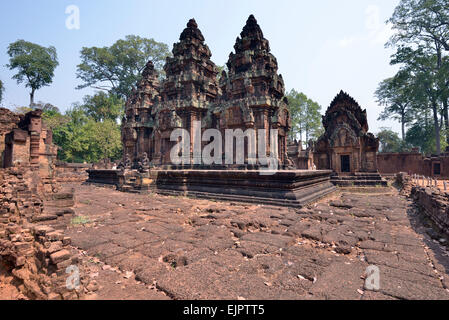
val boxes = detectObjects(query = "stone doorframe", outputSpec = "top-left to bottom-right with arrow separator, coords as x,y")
432,161 -> 442,177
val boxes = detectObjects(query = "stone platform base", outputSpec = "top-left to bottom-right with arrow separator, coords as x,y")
87,169 -> 336,208
331,172 -> 388,187
86,169 -> 120,185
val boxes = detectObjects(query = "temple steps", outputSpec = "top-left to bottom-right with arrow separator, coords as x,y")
331,172 -> 388,187
153,182 -> 336,209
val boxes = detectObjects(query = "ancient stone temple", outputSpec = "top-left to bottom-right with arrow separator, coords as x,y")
122,60 -> 160,165
210,14 -> 291,167
1,108 -> 57,178
288,139 -> 314,170
154,18 -> 220,165
121,19 -> 220,167
313,91 -> 386,186
89,15 -> 336,207
120,16 -> 290,169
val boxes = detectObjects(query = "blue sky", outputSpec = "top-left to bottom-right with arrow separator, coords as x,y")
0,0 -> 401,134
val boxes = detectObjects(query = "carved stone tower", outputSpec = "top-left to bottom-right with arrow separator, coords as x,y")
314,90 -> 380,174
211,15 -> 291,167
152,18 -> 220,165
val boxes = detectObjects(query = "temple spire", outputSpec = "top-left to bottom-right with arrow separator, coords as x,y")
179,18 -> 205,42
240,14 -> 264,39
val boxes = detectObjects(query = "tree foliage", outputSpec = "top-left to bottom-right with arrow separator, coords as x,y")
81,91 -> 124,122
52,106 -> 122,163
377,0 -> 449,155
76,35 -> 170,98
377,128 -> 406,153
6,40 -> 59,106
286,89 -> 323,144
389,46 -> 449,154
375,70 -> 415,140
388,0 -> 449,51
405,122 -> 448,155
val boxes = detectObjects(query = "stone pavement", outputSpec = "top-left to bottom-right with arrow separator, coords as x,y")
56,184 -> 449,300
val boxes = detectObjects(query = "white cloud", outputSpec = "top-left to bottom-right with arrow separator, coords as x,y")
365,5 -> 381,31
338,36 -> 357,48
365,5 -> 393,45
337,5 -> 393,49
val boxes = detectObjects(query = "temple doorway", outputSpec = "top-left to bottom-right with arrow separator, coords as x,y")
340,155 -> 350,173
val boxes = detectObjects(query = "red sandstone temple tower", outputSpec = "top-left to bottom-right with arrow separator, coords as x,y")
121,15 -> 291,169
122,61 -> 160,163
313,91 -> 386,186
211,15 -> 291,167
314,91 -> 379,174
152,19 -> 220,165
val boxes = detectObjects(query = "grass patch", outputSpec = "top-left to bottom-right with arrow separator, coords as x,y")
71,215 -> 90,226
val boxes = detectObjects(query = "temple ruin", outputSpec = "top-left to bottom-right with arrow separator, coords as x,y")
1,108 -> 58,186
121,15 -> 291,169
0,108 -> 98,299
88,15 -> 336,207
313,91 -> 386,186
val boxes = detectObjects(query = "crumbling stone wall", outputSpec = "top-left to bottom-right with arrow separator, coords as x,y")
54,162 -> 91,183
288,140 -> 314,170
0,108 -> 93,299
411,185 -> 449,237
0,108 -> 21,168
0,167 -> 86,299
395,172 -> 413,197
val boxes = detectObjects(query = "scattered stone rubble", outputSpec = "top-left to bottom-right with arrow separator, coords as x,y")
0,166 -> 84,299
0,108 -> 98,300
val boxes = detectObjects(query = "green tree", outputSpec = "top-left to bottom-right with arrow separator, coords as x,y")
388,46 -> 448,154
388,0 -> 449,150
377,128 -> 407,153
52,106 -> 89,163
6,40 -> 59,106
37,104 -> 70,131
388,0 -> 449,52
76,35 -> 170,98
405,122 -> 448,155
53,106 -> 122,163
83,119 -> 122,162
375,70 -> 415,140
286,89 -> 323,144
81,92 -> 124,122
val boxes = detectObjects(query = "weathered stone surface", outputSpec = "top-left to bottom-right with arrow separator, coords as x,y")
412,185 -> 449,236
56,183 -> 449,300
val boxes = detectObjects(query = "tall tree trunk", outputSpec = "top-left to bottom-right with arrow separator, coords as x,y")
401,111 -> 405,141
444,99 -> 449,145
432,101 -> 441,155
29,88 -> 35,106
305,125 -> 309,144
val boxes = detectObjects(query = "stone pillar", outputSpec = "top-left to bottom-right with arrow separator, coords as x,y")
28,113 -> 42,166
